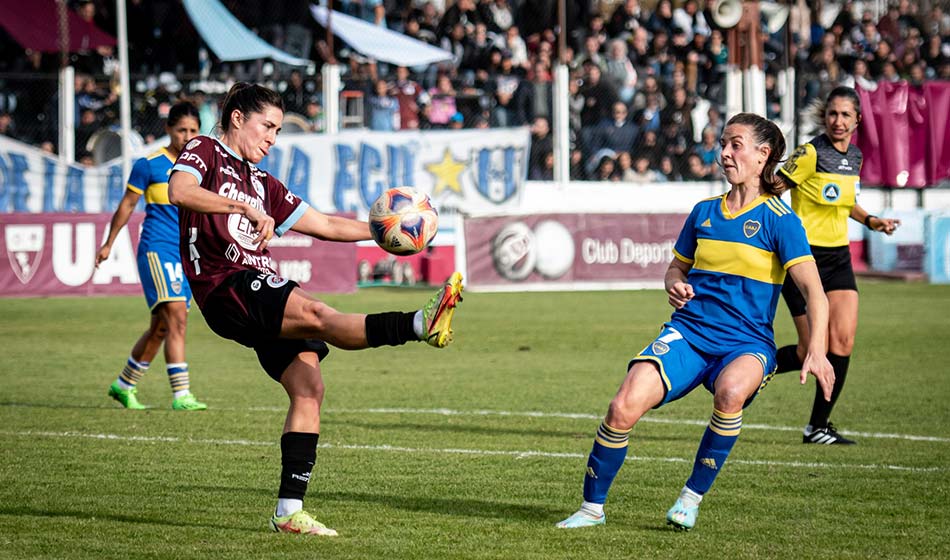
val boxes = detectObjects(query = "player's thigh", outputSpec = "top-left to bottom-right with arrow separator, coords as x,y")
280,288 -> 338,338
627,326 -> 709,407
712,354 -> 767,412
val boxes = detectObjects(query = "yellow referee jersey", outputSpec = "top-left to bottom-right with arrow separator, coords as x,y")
778,134 -> 863,247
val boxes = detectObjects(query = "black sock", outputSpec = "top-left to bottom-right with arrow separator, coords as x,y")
775,345 -> 803,373
809,353 -> 850,428
278,432 -> 319,500
365,311 -> 417,347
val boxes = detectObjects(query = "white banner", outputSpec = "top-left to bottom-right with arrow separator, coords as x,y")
0,129 -> 530,230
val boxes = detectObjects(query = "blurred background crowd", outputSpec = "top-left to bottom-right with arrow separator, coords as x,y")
0,0 -> 948,181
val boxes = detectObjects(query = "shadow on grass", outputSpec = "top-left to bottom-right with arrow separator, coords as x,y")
0,506 -> 258,532
0,401 -> 113,411
318,490 -> 564,522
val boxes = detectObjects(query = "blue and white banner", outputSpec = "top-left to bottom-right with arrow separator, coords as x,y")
0,128 -> 530,231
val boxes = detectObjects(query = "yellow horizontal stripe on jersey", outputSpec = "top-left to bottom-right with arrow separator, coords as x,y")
783,254 -> 815,270
693,239 -> 787,285
145,182 -> 170,205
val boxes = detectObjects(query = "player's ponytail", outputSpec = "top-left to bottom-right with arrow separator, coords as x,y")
725,113 -> 786,195
219,82 -> 284,133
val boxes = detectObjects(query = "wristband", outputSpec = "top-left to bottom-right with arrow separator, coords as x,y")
864,215 -> 876,229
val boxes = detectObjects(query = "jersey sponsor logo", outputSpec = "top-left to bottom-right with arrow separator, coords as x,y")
743,220 -> 761,238
227,214 -> 262,251
285,192 -> 297,204
179,152 -> 207,172
225,243 -> 240,262
4,224 -> 45,284
250,279 -> 262,291
218,182 -> 264,211
220,165 -> 242,181
266,274 -> 289,288
822,183 -> 841,202
838,157 -> 854,171
651,341 -> 670,355
185,139 -> 201,150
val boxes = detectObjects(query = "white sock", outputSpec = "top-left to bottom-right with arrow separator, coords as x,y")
173,389 -> 190,400
275,498 -> 303,517
679,486 -> 703,507
412,310 -> 424,339
579,501 -> 604,517
116,379 -> 135,390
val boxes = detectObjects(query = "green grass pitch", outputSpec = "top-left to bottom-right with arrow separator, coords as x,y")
1,280 -> 949,559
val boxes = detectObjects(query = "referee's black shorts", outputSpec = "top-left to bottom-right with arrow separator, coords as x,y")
781,245 -> 858,317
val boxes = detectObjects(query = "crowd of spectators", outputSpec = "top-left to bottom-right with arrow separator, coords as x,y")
0,0 -> 948,181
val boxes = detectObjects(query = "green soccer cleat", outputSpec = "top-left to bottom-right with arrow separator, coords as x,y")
270,510 -> 338,536
171,393 -> 207,411
108,381 -> 146,410
666,498 -> 699,531
422,271 -> 464,348
556,510 -> 606,529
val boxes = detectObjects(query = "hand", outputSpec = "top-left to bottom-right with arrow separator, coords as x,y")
245,207 -> 276,250
667,281 -> 694,309
800,352 -> 835,401
95,245 -> 111,268
873,216 -> 901,235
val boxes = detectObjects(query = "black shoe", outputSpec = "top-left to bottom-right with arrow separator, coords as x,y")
803,422 -> 857,445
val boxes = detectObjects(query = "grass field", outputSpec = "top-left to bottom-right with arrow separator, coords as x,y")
1,280 -> 949,559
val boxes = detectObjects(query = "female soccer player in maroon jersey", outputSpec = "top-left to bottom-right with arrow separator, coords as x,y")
168,83 -> 463,536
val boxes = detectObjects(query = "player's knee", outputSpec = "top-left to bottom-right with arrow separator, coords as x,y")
147,325 -> 168,343
828,331 -> 854,355
605,397 -> 640,430
712,386 -> 747,413
303,300 -> 335,334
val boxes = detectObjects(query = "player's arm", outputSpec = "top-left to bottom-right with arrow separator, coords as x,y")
786,260 -> 834,400
290,207 -> 372,243
849,204 -> 900,235
664,257 -> 694,309
96,189 -> 142,267
167,170 -> 275,248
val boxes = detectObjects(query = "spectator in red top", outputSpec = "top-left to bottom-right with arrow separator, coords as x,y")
389,66 -> 428,130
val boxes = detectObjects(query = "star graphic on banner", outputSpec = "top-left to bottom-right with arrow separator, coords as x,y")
425,148 -> 466,196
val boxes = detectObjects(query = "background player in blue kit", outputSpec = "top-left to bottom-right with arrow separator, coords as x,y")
96,102 -> 208,411
557,113 -> 835,531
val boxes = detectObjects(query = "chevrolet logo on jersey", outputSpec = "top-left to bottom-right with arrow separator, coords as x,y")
743,220 -> 761,238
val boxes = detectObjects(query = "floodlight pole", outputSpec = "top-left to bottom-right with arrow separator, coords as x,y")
117,0 -> 132,183
552,0 -> 570,185
323,0 -> 341,134
56,0 -> 75,163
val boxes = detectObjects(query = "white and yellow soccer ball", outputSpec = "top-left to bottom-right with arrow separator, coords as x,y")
368,187 -> 439,256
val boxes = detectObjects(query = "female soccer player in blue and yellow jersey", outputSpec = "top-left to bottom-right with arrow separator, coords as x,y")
96,102 -> 208,411
775,87 -> 900,445
557,113 -> 835,532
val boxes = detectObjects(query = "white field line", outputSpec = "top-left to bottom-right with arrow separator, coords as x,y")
0,429 -> 943,473
239,406 -> 950,444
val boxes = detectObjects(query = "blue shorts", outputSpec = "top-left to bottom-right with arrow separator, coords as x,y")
629,326 -> 777,408
137,245 -> 191,311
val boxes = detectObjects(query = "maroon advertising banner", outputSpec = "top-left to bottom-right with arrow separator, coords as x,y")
464,213 -> 687,290
856,82 -> 950,188
0,213 -> 356,298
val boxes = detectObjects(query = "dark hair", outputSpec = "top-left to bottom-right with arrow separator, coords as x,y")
219,82 -> 284,133
166,101 -> 200,128
826,85 -> 861,116
724,112 -> 786,195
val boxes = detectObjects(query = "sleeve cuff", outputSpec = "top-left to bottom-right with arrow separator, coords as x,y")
276,201 -> 310,237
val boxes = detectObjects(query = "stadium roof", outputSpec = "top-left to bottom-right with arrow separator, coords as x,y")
0,0 -> 116,53
182,0 -> 310,66
310,5 -> 453,67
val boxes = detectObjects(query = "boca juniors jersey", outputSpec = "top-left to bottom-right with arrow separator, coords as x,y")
127,149 -> 179,251
669,194 -> 814,354
171,135 -> 309,306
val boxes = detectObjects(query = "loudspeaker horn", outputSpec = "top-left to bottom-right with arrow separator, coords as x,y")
761,1 -> 790,34
711,0 -> 743,29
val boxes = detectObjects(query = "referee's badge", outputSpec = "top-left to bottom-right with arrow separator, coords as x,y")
651,341 -> 670,355
743,220 -> 761,238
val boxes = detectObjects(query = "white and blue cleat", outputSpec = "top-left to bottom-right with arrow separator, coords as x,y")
556,510 -> 606,529
666,498 -> 699,531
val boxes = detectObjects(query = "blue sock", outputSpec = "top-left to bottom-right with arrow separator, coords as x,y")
685,409 -> 742,495
582,421 -> 631,504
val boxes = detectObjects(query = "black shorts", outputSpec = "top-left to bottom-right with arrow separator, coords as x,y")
781,245 -> 858,317
201,270 -> 330,381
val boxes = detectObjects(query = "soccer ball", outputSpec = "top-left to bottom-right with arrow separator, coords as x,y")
369,187 -> 439,256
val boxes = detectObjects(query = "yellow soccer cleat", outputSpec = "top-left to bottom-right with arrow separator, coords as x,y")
422,272 -> 464,348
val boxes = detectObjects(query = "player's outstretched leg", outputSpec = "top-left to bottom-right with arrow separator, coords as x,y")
270,510 -> 338,536
422,272 -> 464,348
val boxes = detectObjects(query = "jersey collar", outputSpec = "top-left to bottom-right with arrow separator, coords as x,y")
719,193 -> 773,219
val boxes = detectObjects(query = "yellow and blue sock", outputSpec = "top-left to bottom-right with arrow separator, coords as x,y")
166,362 -> 191,399
685,409 -> 742,495
582,421 -> 632,505
116,357 -> 149,390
